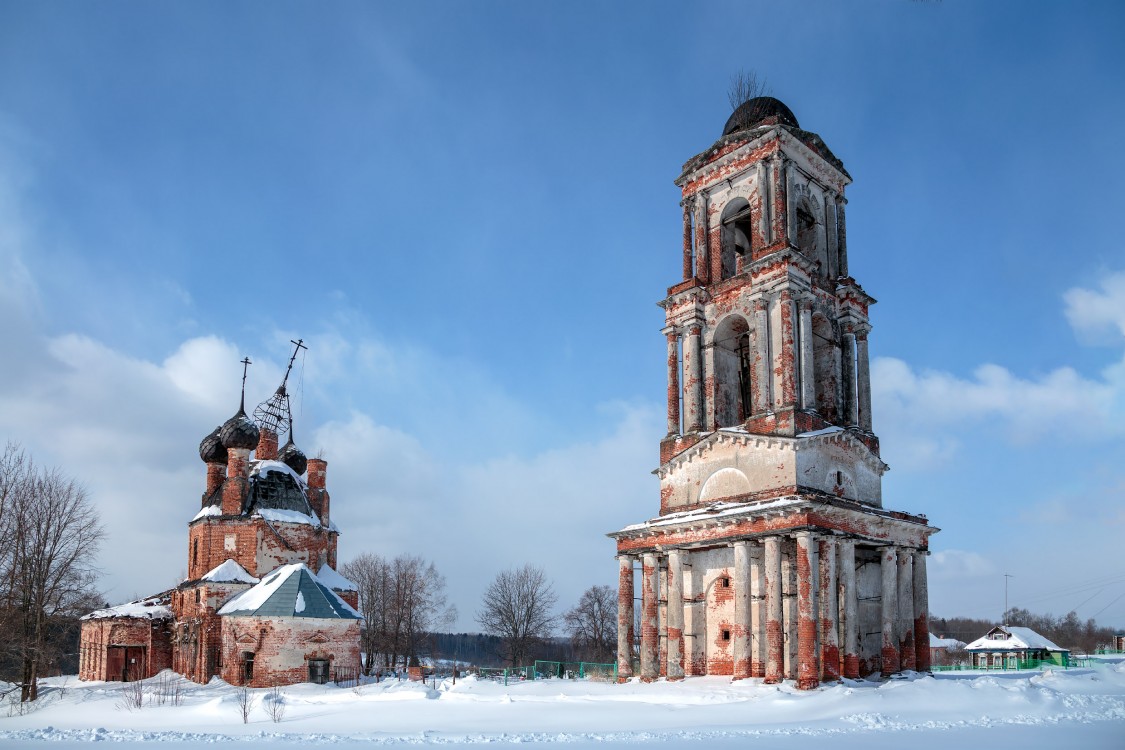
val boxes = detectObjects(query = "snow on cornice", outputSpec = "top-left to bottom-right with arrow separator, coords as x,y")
655,427 -> 888,478
610,496 -> 807,538
82,593 -> 172,621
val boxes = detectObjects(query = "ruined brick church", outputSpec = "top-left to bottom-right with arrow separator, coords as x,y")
79,351 -> 362,686
609,98 -> 938,688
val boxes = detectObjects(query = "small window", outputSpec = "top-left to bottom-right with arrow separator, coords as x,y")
194,589 -> 200,603
721,577 -> 731,588
722,630 -> 731,641
242,652 -> 255,684
836,471 -> 844,485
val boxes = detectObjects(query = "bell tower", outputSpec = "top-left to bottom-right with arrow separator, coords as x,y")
663,96 -> 876,466
610,97 -> 936,688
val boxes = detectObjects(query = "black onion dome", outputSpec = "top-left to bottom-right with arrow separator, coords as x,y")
722,96 -> 799,136
278,438 -> 308,476
219,409 -> 260,450
199,426 -> 227,464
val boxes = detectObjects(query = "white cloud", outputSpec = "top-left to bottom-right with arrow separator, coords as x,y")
1064,271 -> 1125,343
929,549 -> 997,580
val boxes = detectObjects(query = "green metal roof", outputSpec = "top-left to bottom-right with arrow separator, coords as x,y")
217,563 -> 361,620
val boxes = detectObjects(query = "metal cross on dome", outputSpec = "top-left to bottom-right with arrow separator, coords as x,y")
252,338 -> 307,436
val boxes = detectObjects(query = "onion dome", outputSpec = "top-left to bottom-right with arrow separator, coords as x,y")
198,426 -> 228,464
219,408 -> 260,450
722,96 -> 799,137
278,436 -> 308,476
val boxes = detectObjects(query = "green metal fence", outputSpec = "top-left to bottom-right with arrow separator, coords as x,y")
533,661 -> 618,682
932,657 -> 1079,672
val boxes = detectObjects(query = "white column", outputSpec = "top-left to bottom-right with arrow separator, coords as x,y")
617,555 -> 635,679
881,546 -> 899,675
684,324 -> 703,432
898,549 -> 915,671
856,329 -> 872,431
666,550 -> 685,680
839,540 -> 859,678
733,541 -> 752,680
641,553 -> 659,680
752,299 -> 771,413
820,537 -> 839,681
913,551 -> 931,672
764,536 -> 783,683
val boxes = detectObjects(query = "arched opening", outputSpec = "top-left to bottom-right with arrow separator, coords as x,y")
812,314 -> 840,422
719,198 -> 753,280
712,315 -> 753,428
795,196 -> 827,275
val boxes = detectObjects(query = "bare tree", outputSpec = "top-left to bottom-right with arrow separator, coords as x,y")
727,69 -> 769,111
236,686 -> 256,723
476,565 -> 557,667
563,585 -> 617,663
0,444 -> 104,701
341,553 -> 456,673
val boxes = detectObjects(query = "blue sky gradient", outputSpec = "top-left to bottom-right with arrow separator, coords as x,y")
1,0 -> 1123,631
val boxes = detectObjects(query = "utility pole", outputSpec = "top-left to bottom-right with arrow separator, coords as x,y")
1004,574 -> 1014,624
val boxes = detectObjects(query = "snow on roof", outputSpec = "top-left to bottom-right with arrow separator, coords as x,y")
251,459 -> 307,488
191,504 -> 222,522
256,507 -> 323,527
200,558 -> 259,585
965,625 -> 1068,652
316,563 -> 358,591
930,633 -> 966,649
796,426 -> 845,438
615,496 -> 804,534
218,562 -> 361,620
82,593 -> 172,621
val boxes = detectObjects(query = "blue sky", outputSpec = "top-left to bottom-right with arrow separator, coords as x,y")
1,0 -> 1124,633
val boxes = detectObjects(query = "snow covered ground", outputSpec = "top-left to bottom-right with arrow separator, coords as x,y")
2,659 -> 1124,748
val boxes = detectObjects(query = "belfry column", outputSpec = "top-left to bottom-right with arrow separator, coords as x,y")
694,195 -> 710,284
664,327 -> 680,435
681,198 -> 694,280
775,291 -> 799,411
839,539 -> 859,678
820,537 -> 840,681
617,555 -> 635,679
732,541 -> 752,680
855,328 -> 873,431
842,331 -> 859,426
756,160 -> 770,249
835,195 -> 849,277
898,550 -> 916,671
799,298 -> 815,411
795,532 -> 820,690
881,546 -> 900,676
683,324 -> 703,432
666,549 -> 685,680
824,190 -> 839,277
752,299 -> 771,414
640,553 -> 659,681
770,152 -> 789,245
764,536 -> 784,683
913,551 -> 932,673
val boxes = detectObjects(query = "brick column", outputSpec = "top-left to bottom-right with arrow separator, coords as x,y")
751,541 -> 766,677
881,546 -> 900,676
820,537 -> 840,681
221,447 -> 251,515
855,329 -> 872,432
732,541 -> 752,680
205,462 -> 226,500
898,549 -> 915,671
839,539 -> 859,678
764,536 -> 784,683
682,198 -> 694,280
835,196 -> 848,277
640,553 -> 659,681
795,532 -> 820,690
798,299 -> 815,411
255,428 -> 278,461
664,327 -> 680,436
683,324 -> 703,432
756,160 -> 770,251
666,550 -> 685,680
617,555 -> 635,679
752,299 -> 770,414
842,331 -> 858,426
770,152 -> 788,245
775,291 -> 798,411
694,195 -> 710,285
913,551 -> 931,672
824,190 -> 839,278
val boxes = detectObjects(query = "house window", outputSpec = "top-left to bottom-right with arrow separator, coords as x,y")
722,630 -> 731,642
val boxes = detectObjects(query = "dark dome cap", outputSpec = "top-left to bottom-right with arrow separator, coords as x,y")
723,96 -> 799,136
219,409 -> 260,450
278,438 -> 308,476
199,426 -> 228,464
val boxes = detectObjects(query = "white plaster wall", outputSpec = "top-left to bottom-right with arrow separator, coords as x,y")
662,440 -> 795,510
795,439 -> 883,505
682,547 -> 734,675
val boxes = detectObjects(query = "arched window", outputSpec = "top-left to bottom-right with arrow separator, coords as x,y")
719,198 -> 753,280
712,316 -> 753,427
